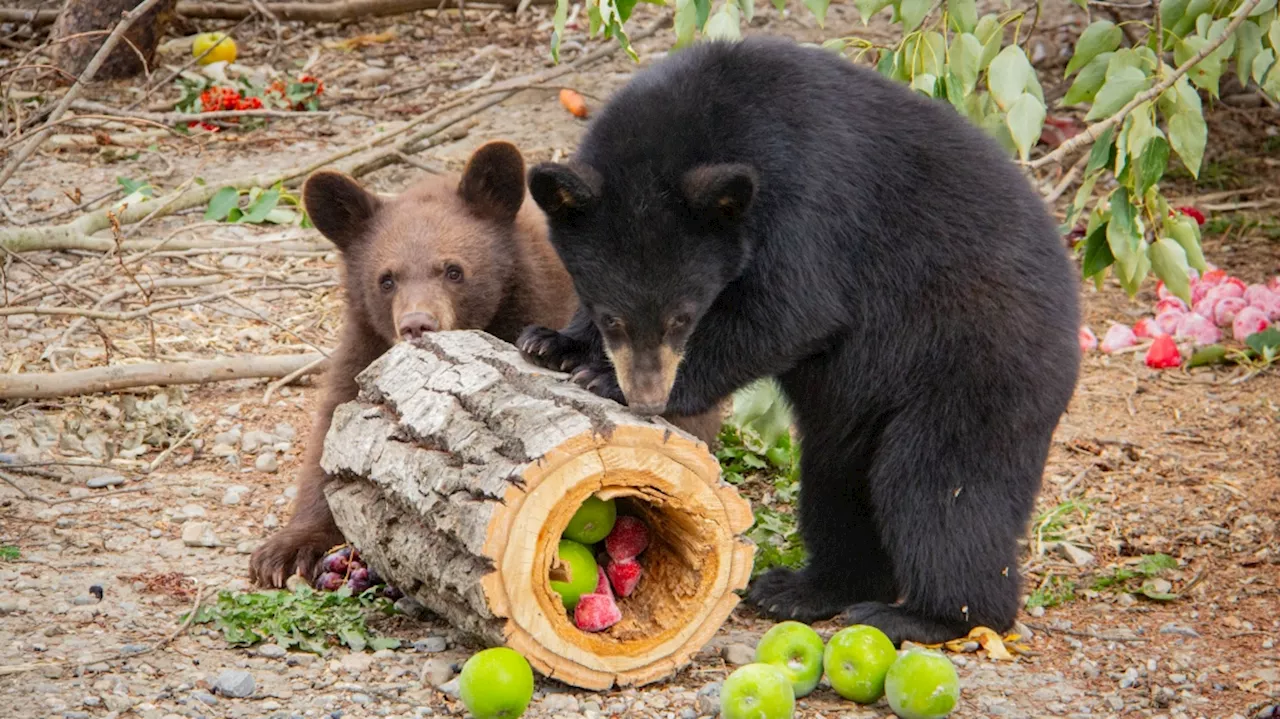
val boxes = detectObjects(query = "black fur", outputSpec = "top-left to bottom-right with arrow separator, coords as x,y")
519,36 -> 1081,644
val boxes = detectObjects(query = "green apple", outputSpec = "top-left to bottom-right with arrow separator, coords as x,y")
562,495 -> 617,545
753,621 -> 824,697
720,663 -> 795,719
458,647 -> 535,719
822,624 -> 898,703
549,539 -> 598,611
884,649 -> 961,719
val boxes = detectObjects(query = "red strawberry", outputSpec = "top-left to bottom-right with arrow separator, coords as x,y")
573,592 -> 622,632
605,516 -> 649,562
1145,335 -> 1182,369
1175,206 -> 1206,225
606,557 -> 643,598
594,565 -> 613,598
1133,317 -> 1165,339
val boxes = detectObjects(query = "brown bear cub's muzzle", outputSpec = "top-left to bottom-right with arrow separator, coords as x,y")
611,344 -> 684,416
396,311 -> 440,341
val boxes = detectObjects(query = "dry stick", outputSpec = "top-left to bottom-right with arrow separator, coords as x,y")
0,0 -> 170,193
71,99 -> 340,124
0,281 -> 334,320
261,353 -> 327,404
1029,0 -> 1264,170
0,18 -> 657,255
0,352 -> 329,400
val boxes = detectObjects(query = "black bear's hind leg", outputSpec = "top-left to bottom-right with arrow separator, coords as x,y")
747,435 -> 896,621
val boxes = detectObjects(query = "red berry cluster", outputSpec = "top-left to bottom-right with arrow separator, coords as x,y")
188,87 -> 264,132
266,74 -> 325,110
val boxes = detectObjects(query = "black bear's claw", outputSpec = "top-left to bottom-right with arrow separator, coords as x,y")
569,362 -> 626,404
747,567 -> 853,623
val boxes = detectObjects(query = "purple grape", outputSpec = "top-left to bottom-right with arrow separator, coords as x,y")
321,546 -> 354,574
365,566 -> 382,585
346,567 -> 372,594
315,572 -> 344,591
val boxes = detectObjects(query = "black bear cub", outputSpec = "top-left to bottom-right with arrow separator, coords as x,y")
518,37 -> 1081,644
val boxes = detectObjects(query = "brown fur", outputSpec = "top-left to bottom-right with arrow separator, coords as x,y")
249,141 -> 723,588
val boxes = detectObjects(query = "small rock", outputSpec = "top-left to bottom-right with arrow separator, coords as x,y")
1106,695 -> 1124,711
82,696 -> 101,707
181,522 -> 219,547
1159,623 -> 1200,638
274,423 -> 297,441
1028,605 -> 1046,617
413,637 -> 447,653
353,67 -> 395,87
62,712 -> 90,719
696,682 -> 721,716
340,653 -> 375,676
258,644 -> 287,659
235,540 -> 260,554
223,403 -> 242,418
87,474 -> 126,489
0,599 -> 19,614
263,513 -> 280,529
1150,578 -> 1173,594
191,690 -> 218,706
1153,686 -> 1177,707
541,694 -> 579,713
222,485 -> 251,505
255,453 -> 279,473
1117,592 -> 1138,607
149,529 -> 162,538
420,658 -> 455,687
212,669 -> 255,698
722,643 -> 754,666
213,428 -> 241,446
181,504 -> 206,519
103,695 -> 135,712
71,595 -> 98,606
350,693 -> 372,705
1057,542 -> 1095,566
679,710 -> 695,719
394,596 -> 430,619
437,677 -> 460,699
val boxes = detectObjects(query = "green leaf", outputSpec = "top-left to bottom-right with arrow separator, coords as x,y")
1150,237 -> 1193,305
1081,222 -> 1115,278
1174,35 -> 1225,97
1245,327 -> 1280,354
1253,48 -> 1275,85
1063,51 -> 1113,105
987,45 -> 1032,110
911,72 -> 939,96
1118,240 -> 1152,296
705,1 -> 742,40
239,188 -> 280,224
618,0 -> 640,22
1170,0 -> 1211,37
1124,102 -> 1159,160
975,14 -> 1003,68
1159,0 -> 1191,43
674,0 -> 698,47
1168,110 -> 1207,177
1133,135 -> 1170,197
1107,188 -> 1141,282
950,33 -> 984,94
1005,93 -> 1046,162
1085,126 -> 1117,176
804,0 -> 831,26
947,0 -> 977,33
263,208 -> 298,225
1188,344 -> 1228,367
943,70 -> 967,108
695,0 -> 712,26
854,0 -> 894,23
899,0 -> 931,31
550,0 -> 568,61
1139,582 -> 1179,602
1065,21 -> 1124,77
1166,215 -> 1207,272
1249,0 -> 1277,15
1086,66 -> 1148,121
1235,20 -> 1264,89
1064,170 -> 1101,230
920,31 -> 947,77
205,187 -> 241,222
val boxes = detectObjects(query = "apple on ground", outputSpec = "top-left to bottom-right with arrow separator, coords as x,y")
753,621 -> 824,697
822,624 -> 898,704
720,663 -> 796,719
458,647 -> 535,719
884,649 -> 961,719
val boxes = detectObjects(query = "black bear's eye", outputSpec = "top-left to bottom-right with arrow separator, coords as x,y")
601,315 -> 623,330
379,273 -> 395,292
444,264 -> 464,283
668,313 -> 692,331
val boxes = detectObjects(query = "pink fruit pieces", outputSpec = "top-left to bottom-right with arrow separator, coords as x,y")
1079,326 -> 1098,353
1174,313 -> 1220,346
606,557 -> 643,598
605,516 -> 650,562
1145,335 -> 1182,369
1155,309 -> 1186,336
1232,306 -> 1271,341
574,593 -> 622,632
1133,317 -> 1165,339
1099,324 -> 1137,353
1212,297 -> 1247,327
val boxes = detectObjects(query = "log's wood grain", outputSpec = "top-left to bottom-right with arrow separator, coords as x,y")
323,330 -> 754,690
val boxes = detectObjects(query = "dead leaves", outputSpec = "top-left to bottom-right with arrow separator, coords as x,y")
325,31 -> 398,51
917,626 -> 1032,662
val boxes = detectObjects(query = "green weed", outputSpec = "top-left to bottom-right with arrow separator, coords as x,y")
191,586 -> 401,654
0,546 -> 19,561
1026,575 -> 1076,609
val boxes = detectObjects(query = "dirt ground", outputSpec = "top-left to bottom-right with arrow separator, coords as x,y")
0,2 -> 1277,718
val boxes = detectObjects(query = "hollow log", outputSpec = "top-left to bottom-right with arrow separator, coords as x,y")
49,0 -> 178,80
322,331 -> 755,690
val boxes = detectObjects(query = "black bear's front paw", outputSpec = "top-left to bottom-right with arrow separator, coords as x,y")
746,567 -> 853,623
517,325 -> 590,372
569,360 -> 626,405
839,602 -> 969,646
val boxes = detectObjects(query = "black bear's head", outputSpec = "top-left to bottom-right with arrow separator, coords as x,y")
528,160 -> 759,414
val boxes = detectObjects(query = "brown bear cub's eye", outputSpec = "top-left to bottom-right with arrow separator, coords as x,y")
445,265 -> 464,283
379,273 -> 395,292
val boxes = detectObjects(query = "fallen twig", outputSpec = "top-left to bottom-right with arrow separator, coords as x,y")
70,99 -> 340,125
262,353 -> 327,404
0,352 -> 330,400
0,0 -> 170,192
1030,0 -> 1264,170
1023,622 -> 1150,642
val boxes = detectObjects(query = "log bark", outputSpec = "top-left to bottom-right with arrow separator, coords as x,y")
0,353 -> 328,400
50,0 -> 178,80
322,331 -> 755,690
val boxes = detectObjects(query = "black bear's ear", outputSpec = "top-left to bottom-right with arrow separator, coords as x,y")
458,140 -> 526,224
302,170 -> 381,252
681,163 -> 758,225
528,161 -> 601,222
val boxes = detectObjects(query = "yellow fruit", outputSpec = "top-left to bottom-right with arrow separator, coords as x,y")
192,33 -> 237,65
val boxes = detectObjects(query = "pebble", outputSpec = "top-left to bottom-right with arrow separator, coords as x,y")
181,522 -> 219,547
413,637 -> 447,653
437,678 -> 460,699
350,693 -> 373,705
695,682 -> 721,715
191,691 -> 218,706
275,423 -> 298,441
1057,542 -> 1095,566
1106,695 -> 1124,711
82,696 -> 100,707
256,453 -> 280,473
264,513 -> 280,529
222,485 -> 251,505
419,658 -> 455,686
87,474 -> 126,489
213,669 -> 255,698
1159,623 -> 1200,638
722,643 -> 755,666
0,599 -> 19,614
1028,605 -> 1046,617
354,67 -> 396,87
394,596 -> 430,619
258,644 -> 287,658
541,694 -> 579,713
71,595 -> 98,606
149,529 -> 162,538
62,712 -> 89,719
340,653 -> 375,675
181,504 -> 206,519
1119,667 -> 1140,689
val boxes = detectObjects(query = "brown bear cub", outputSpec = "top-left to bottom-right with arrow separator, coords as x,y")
249,141 -> 722,588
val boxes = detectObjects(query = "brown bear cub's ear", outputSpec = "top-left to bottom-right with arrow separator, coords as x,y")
458,141 -> 527,225
681,163 -> 758,225
302,170 -> 381,252
527,161 -> 602,222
